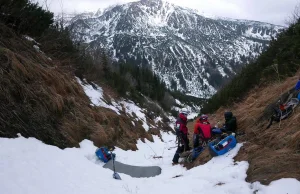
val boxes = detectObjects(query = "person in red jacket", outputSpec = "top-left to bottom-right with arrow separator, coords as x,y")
172,108 -> 190,164
193,115 -> 212,148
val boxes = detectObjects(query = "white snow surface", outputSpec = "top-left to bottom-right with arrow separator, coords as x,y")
173,98 -> 200,120
23,35 -> 40,45
1,133 -> 299,194
117,100 -> 150,131
187,112 -> 198,120
24,35 -> 35,42
76,77 -> 150,131
76,77 -> 120,114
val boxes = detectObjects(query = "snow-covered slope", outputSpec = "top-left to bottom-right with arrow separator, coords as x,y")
1,133 -> 300,194
172,99 -> 200,120
68,0 -> 284,97
76,77 -> 167,132
76,77 -> 200,131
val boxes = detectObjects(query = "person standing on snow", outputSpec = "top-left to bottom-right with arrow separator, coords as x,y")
172,108 -> 190,164
193,115 -> 212,148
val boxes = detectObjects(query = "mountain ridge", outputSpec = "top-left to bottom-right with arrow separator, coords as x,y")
68,0 -> 284,97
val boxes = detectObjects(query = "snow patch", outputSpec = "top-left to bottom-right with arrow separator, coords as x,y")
76,78 -> 151,131
118,101 -> 149,131
154,116 -> 162,124
76,77 -> 120,114
187,112 -> 198,120
23,35 -> 40,45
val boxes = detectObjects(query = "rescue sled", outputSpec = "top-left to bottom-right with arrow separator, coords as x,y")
208,135 -> 237,157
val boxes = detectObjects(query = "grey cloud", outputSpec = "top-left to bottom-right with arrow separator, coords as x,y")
230,0 -> 299,25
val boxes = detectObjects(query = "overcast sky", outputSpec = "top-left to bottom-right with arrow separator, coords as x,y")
36,0 -> 299,26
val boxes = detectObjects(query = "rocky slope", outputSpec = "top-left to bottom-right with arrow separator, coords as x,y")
68,0 -> 284,97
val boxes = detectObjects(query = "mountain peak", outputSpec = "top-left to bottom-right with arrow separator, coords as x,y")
139,0 -> 170,8
141,0 -> 163,3
68,1 -> 284,97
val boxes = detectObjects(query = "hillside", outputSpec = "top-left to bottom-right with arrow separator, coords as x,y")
0,18 -> 177,150
1,1 -> 300,193
0,0 -> 204,152
68,0 -> 284,97
192,16 -> 300,185
186,75 -> 300,185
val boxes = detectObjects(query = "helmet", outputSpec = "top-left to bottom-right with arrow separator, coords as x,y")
181,108 -> 188,115
200,114 -> 208,122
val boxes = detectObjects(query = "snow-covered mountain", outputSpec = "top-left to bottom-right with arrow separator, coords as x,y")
68,0 -> 284,97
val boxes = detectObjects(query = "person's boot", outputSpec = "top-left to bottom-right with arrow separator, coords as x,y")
172,153 -> 180,165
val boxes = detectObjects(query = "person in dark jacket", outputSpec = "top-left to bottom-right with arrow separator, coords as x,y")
172,108 -> 190,164
193,115 -> 212,148
221,112 -> 237,133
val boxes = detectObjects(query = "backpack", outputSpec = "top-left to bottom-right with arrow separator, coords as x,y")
95,147 -> 115,163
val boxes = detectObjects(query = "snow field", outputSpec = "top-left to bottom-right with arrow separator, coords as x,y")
34,76 -> 300,194
1,132 -> 299,194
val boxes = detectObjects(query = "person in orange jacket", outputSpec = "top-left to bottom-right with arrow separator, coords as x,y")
193,115 -> 213,148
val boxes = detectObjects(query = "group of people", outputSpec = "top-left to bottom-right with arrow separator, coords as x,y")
172,108 -> 237,164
